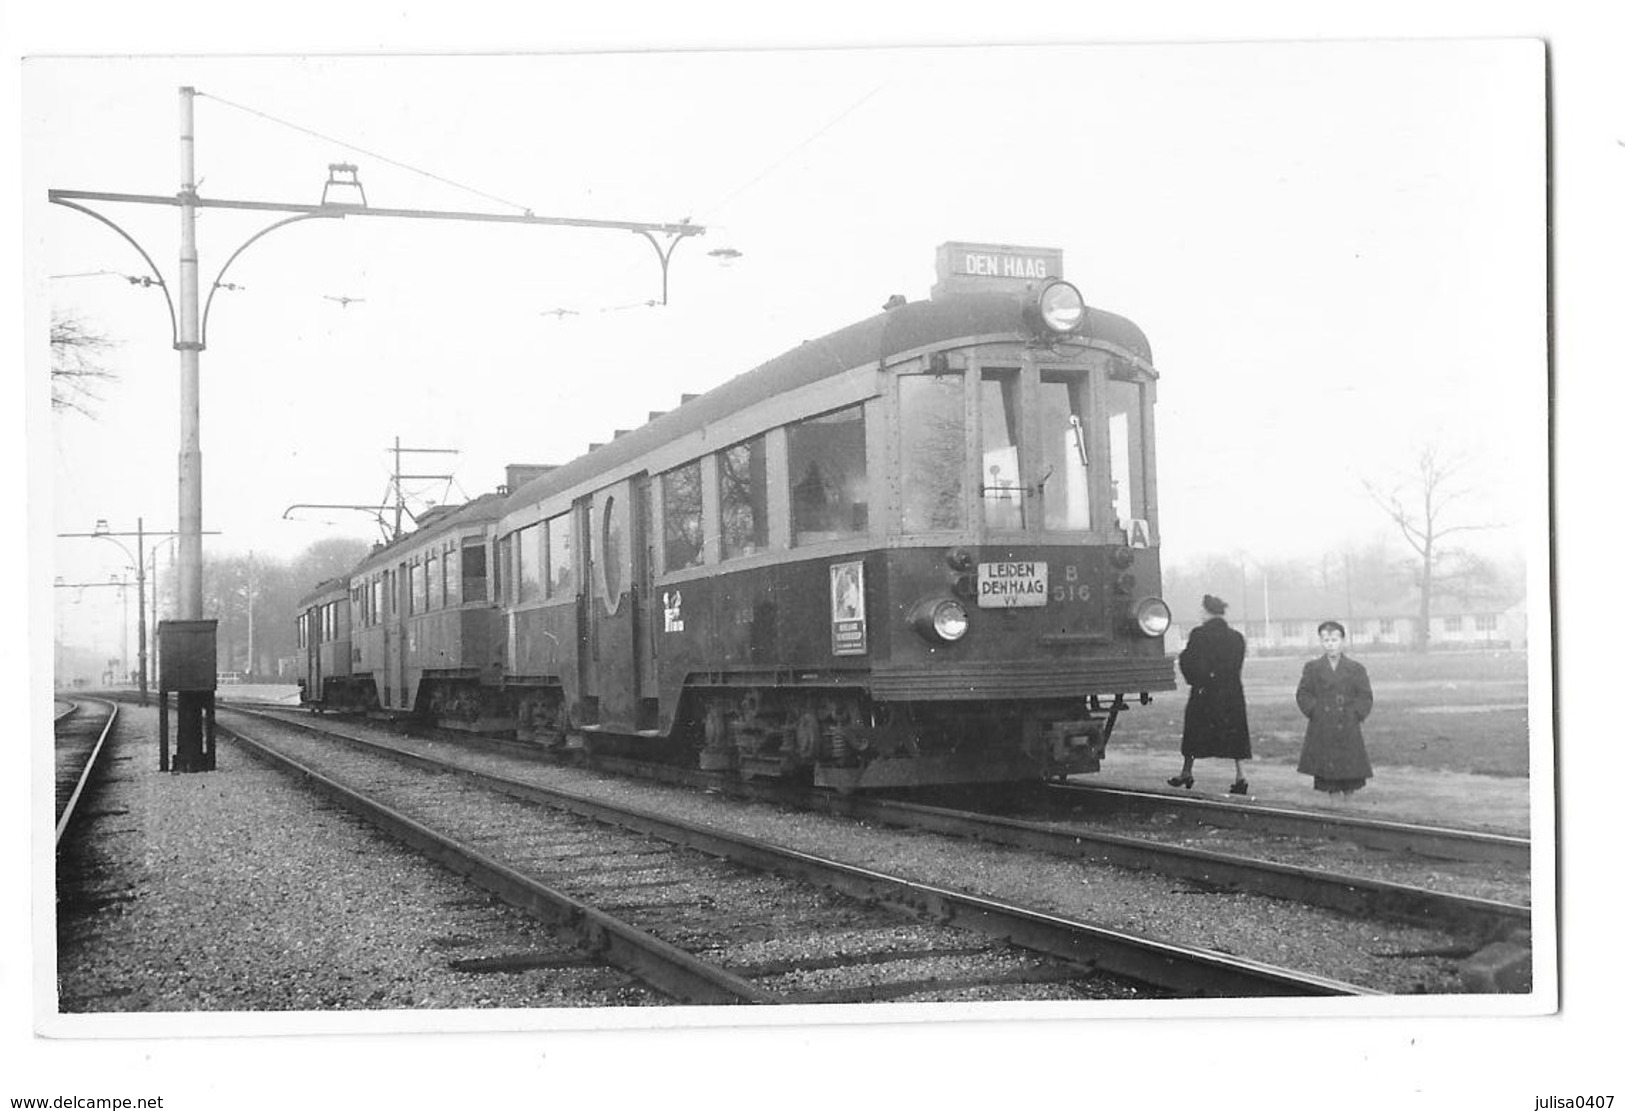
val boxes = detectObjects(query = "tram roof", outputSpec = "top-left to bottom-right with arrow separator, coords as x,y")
504,290 -> 1153,511
296,576 -> 352,609
349,491 -> 507,574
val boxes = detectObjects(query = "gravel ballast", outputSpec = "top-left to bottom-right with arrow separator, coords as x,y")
230,710 -> 1492,995
55,709 -> 662,1013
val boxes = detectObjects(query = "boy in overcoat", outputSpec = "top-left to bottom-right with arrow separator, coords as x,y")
1295,620 -> 1375,795
1168,594 -> 1252,794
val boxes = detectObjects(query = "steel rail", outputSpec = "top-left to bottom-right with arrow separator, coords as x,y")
222,707 -> 1370,998
56,699 -> 119,849
1047,782 -> 1531,866
459,738 -> 1527,936
219,722 -> 770,1006
608,763 -> 1530,938
813,793 -> 1529,939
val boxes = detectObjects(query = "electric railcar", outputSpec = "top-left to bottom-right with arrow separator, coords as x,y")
299,241 -> 1175,790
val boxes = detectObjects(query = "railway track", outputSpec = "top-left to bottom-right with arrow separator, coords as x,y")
1044,782 -> 1531,866
232,705 -> 1529,941
809,791 -> 1529,940
220,707 -> 1370,1002
55,698 -> 119,848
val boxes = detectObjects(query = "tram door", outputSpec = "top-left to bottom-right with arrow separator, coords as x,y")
386,562 -> 407,709
305,609 -> 321,699
581,476 -> 653,731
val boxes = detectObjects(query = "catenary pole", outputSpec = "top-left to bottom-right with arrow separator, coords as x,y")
175,86 -> 210,770
178,87 -> 203,623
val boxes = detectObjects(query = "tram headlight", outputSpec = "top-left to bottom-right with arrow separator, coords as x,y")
1026,279 -> 1087,336
911,597 -> 970,643
1134,597 -> 1172,638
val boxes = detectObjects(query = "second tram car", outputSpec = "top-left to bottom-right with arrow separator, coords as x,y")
299,241 -> 1175,790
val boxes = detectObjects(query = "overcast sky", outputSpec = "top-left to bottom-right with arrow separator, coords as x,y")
32,42 -> 1547,654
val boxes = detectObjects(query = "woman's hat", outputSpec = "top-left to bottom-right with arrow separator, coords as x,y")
1202,594 -> 1228,615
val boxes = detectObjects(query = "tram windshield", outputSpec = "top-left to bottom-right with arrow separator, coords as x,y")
895,358 -> 1153,540
981,370 -> 1023,529
1106,375 -> 1147,535
1038,374 -> 1092,531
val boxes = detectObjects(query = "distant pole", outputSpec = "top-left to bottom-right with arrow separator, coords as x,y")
118,575 -> 129,682
1344,551 -> 1355,646
246,550 -> 255,679
394,437 -> 403,541
1261,566 -> 1271,649
135,517 -> 147,705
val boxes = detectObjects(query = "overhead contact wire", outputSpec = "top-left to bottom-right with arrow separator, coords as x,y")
200,91 -> 536,215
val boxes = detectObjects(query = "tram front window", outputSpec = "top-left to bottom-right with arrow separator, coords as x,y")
1106,376 -> 1147,535
981,370 -> 1023,530
1039,375 -> 1092,531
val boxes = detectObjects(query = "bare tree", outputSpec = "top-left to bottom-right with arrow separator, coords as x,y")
1363,445 -> 1498,652
51,312 -> 119,416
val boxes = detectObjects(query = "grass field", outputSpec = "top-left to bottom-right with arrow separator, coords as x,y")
1120,650 -> 1533,778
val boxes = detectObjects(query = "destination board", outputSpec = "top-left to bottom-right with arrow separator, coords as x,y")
978,561 -> 1049,608
934,241 -> 1065,297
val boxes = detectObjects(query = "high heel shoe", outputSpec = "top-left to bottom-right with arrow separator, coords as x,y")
1166,774 -> 1194,789
1229,779 -> 1249,795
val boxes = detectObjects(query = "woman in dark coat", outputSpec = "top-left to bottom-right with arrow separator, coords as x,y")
1296,620 -> 1375,798
1169,594 -> 1252,794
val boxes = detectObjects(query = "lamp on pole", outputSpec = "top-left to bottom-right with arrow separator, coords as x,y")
56,517 -> 148,705
97,518 -> 143,701
57,519 -> 210,705
52,575 -> 133,688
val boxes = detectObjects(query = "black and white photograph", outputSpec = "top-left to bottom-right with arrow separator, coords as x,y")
9,7 -> 1613,1109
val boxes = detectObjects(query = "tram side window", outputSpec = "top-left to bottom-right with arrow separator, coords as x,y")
1106,377 -> 1147,534
547,512 -> 575,597
1039,375 -> 1093,531
517,523 -> 544,603
462,539 -> 487,603
427,551 -> 443,610
371,577 -> 384,625
499,534 -> 515,604
789,404 -> 868,545
445,543 -> 462,607
899,374 -> 965,532
720,436 -> 768,560
661,462 -> 704,572
409,562 -> 425,615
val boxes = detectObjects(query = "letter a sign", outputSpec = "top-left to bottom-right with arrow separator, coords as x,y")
1128,518 -> 1151,548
